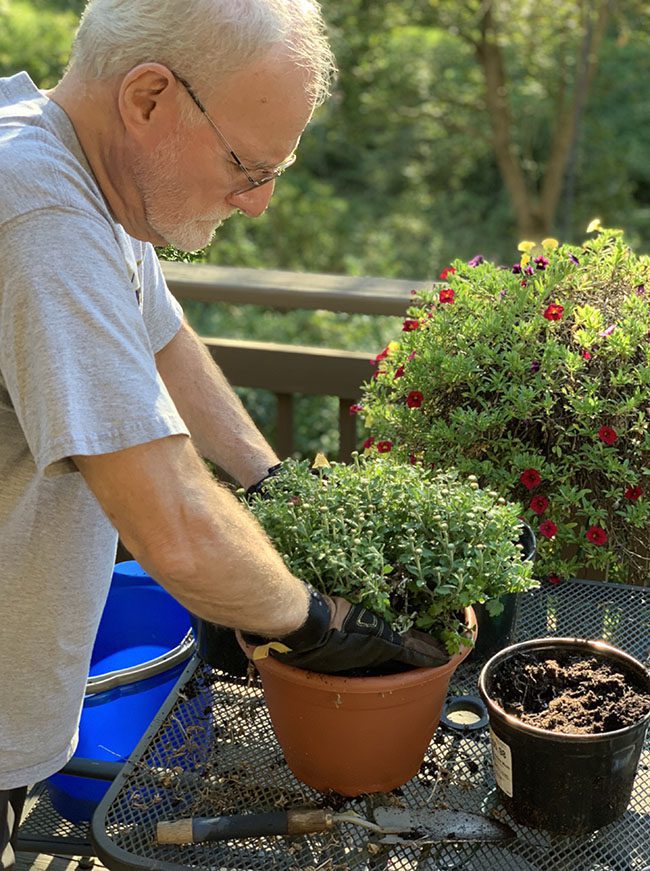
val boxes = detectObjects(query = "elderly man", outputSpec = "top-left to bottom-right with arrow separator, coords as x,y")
0,1 -> 445,864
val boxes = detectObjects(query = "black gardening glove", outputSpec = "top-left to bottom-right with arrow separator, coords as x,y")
243,587 -> 450,674
244,463 -> 284,500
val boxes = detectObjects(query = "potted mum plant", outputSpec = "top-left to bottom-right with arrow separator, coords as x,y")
358,223 -> 650,587
237,455 -> 536,796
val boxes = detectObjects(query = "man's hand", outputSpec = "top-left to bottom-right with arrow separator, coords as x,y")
242,588 -> 451,674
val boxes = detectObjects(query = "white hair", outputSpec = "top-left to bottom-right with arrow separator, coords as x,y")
68,0 -> 336,107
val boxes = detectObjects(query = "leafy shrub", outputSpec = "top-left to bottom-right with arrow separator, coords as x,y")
244,456 -> 535,653
359,224 -> 650,585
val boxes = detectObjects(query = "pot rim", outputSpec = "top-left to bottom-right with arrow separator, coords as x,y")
479,637 -> 650,742
237,606 -> 477,692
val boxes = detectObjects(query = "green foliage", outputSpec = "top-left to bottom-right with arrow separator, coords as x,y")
0,1 -> 76,88
245,456 -> 536,653
360,226 -> 650,584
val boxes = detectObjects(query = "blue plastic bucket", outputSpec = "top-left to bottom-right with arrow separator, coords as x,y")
46,561 -> 193,823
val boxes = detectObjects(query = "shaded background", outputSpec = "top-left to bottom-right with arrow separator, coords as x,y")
3,0 -> 649,453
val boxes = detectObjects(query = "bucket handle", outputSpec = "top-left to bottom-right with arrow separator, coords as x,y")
85,631 -> 195,696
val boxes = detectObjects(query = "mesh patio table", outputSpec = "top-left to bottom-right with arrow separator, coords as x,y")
90,578 -> 650,871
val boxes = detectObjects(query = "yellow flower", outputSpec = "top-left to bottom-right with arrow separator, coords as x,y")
387,341 -> 400,355
541,238 -> 559,251
517,240 -> 536,253
586,218 -> 602,233
520,253 -> 531,267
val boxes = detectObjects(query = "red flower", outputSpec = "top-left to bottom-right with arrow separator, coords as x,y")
407,351 -> 417,361
394,365 -> 405,379
402,319 -> 420,332
530,495 -> 549,515
362,437 -> 375,450
598,426 -> 618,445
543,303 -> 564,321
539,520 -> 558,539
409,453 -> 419,465
440,267 -> 456,280
586,525 -> 608,546
349,404 -> 363,415
406,391 -> 424,408
547,574 -> 562,585
439,288 -> 455,304
371,347 -> 389,365
520,468 -> 542,490
624,485 -> 643,501
377,440 -> 393,453
582,351 -> 592,360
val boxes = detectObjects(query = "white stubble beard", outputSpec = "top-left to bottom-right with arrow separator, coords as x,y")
132,131 -> 234,252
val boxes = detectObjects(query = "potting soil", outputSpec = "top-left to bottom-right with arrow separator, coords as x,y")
491,652 -> 650,734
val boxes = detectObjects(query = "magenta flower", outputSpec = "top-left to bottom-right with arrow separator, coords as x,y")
539,520 -> 558,539
406,391 -> 424,408
598,426 -> 618,446
586,526 -> 608,546
520,469 -> 542,490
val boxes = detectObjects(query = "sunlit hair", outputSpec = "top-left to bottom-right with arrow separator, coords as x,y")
68,0 -> 336,108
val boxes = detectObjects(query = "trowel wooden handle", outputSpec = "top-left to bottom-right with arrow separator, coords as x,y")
157,809 -> 334,844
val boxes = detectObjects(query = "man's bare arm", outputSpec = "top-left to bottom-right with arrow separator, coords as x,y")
155,320 -> 278,488
73,434 -> 309,636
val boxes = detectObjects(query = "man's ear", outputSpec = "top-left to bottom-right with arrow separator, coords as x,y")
118,63 -> 177,136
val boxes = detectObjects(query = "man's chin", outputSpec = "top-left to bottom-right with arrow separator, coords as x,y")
159,219 -> 225,253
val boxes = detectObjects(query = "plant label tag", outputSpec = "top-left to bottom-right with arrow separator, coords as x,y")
489,727 -> 513,797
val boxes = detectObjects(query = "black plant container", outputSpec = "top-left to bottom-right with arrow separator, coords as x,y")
190,615 -> 250,678
479,637 -> 650,834
471,521 -> 536,660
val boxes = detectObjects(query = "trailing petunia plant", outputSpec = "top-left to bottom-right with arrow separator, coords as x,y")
358,223 -> 650,585
244,456 -> 535,654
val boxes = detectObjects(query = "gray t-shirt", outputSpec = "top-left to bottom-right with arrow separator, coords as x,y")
0,72 -> 190,788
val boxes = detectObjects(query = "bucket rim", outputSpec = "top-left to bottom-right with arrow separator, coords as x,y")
85,631 -> 195,696
478,636 -> 650,742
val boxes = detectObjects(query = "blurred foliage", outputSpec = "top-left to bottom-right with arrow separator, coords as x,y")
0,1 -> 77,87
5,0 -> 650,457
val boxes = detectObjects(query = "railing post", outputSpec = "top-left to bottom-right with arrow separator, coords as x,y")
276,393 -> 294,459
338,399 -> 358,462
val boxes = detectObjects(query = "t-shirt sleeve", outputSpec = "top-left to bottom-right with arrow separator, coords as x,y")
0,207 -> 190,475
137,240 -> 185,353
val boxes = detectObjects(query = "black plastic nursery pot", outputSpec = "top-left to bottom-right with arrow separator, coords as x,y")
479,638 -> 650,834
190,615 -> 250,677
472,521 -> 536,660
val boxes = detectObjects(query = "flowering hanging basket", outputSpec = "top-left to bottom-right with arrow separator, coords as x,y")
359,225 -> 650,585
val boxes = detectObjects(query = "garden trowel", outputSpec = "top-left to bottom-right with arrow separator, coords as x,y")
156,807 -> 514,845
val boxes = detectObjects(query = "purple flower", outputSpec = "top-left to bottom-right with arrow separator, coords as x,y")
568,253 -> 580,265
599,324 -> 617,337
530,360 -> 541,373
524,265 -> 535,276
512,263 -> 522,274
534,256 -> 550,270
468,255 -> 484,267
636,284 -> 645,296
499,288 -> 508,299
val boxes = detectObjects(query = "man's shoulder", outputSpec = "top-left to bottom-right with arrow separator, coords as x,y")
0,83 -> 106,226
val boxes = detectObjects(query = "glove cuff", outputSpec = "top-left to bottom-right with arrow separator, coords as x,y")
278,587 -> 331,650
244,463 -> 283,498
242,586 -> 331,651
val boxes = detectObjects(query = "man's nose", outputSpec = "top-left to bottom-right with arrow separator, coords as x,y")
227,181 -> 276,217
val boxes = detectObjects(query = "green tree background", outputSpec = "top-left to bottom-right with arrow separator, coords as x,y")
3,0 -> 649,454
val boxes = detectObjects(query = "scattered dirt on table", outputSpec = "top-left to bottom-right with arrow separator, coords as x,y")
491,652 -> 650,733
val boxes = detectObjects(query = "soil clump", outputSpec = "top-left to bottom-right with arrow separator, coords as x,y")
491,652 -> 650,733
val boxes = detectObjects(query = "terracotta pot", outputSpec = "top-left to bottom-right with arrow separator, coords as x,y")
237,606 -> 476,796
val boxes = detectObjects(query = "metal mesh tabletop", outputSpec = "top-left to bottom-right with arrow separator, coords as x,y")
91,579 -> 650,871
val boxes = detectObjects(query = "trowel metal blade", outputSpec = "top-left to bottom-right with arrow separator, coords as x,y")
373,808 -> 515,843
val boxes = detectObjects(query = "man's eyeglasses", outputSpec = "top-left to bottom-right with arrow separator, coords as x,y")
173,72 -> 297,195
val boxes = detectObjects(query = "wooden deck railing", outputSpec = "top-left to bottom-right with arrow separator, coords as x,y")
162,262 -> 423,460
